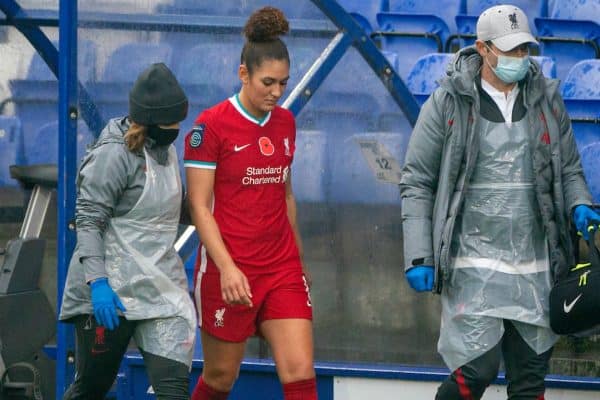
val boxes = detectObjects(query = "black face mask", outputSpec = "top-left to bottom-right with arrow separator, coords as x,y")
146,125 -> 179,147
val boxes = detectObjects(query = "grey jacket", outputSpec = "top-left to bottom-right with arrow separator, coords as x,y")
75,117 -> 171,282
399,46 -> 592,291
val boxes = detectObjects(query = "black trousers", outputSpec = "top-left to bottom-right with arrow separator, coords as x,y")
62,315 -> 189,400
436,320 -> 553,400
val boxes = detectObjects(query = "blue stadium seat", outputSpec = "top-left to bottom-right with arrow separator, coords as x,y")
377,105 -> 413,136
92,42 -> 174,120
463,0 -> 543,31
25,40 -> 97,82
174,41 -> 239,172
406,53 -> 454,105
298,50 -> 381,133
338,0 -> 387,35
561,59 -> 600,150
388,0 -> 460,32
156,0 -> 325,19
291,130 -> 328,202
546,0 -> 600,20
535,0 -> 600,83
564,100 -> 600,150
298,90 -> 379,133
329,132 -> 410,204
375,11 -> 451,78
25,120 -> 94,166
250,0 -> 326,19
157,2 -> 327,57
562,59 -> 600,99
155,0 -> 231,15
531,55 -> 556,78
307,48 -> 414,135
101,42 -> 173,83
454,1 -> 546,50
0,116 -> 25,187
9,40 -> 97,151
176,42 -> 239,98
315,49 -> 386,97
579,142 -> 600,203
288,41 -> 322,86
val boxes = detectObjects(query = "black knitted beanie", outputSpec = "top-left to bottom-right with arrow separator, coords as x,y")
129,62 -> 188,125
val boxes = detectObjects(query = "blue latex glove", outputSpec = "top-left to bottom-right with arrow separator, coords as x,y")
90,278 -> 126,330
572,205 -> 600,240
406,265 -> 435,292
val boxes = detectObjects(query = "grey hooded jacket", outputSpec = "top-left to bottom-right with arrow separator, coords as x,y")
399,46 -> 592,291
74,117 -> 173,283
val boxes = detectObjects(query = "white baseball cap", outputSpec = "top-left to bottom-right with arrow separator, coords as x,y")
476,4 -> 538,52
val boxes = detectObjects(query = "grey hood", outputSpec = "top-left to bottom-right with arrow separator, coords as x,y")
93,116 -> 129,147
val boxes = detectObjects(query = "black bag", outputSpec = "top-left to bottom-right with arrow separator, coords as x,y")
549,232 -> 600,335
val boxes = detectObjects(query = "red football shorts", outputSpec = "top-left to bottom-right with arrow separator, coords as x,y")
195,261 -> 313,342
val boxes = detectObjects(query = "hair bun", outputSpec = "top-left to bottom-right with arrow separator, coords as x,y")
243,6 -> 289,43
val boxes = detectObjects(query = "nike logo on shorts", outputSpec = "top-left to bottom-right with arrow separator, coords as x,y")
563,293 -> 582,313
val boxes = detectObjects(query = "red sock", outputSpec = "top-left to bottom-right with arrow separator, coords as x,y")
191,377 -> 229,400
283,378 -> 318,400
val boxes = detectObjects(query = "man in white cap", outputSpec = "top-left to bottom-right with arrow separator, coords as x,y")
400,4 -> 600,399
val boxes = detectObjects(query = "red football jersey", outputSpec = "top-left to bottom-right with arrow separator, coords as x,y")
184,95 -> 299,272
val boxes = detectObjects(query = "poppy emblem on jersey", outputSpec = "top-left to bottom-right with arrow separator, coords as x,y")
259,136 -> 275,156
190,124 -> 205,148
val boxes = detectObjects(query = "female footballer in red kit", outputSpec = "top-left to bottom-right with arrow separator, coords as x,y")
184,6 -> 317,400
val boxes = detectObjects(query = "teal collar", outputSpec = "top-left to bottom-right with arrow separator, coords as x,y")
230,94 -> 271,127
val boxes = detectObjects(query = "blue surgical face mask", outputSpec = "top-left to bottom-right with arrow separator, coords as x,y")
485,45 -> 530,83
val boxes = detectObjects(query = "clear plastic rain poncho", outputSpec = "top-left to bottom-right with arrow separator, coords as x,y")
438,117 -> 558,371
103,146 -> 196,367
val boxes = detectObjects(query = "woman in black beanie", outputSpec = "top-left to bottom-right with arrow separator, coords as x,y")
59,62 -> 196,400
